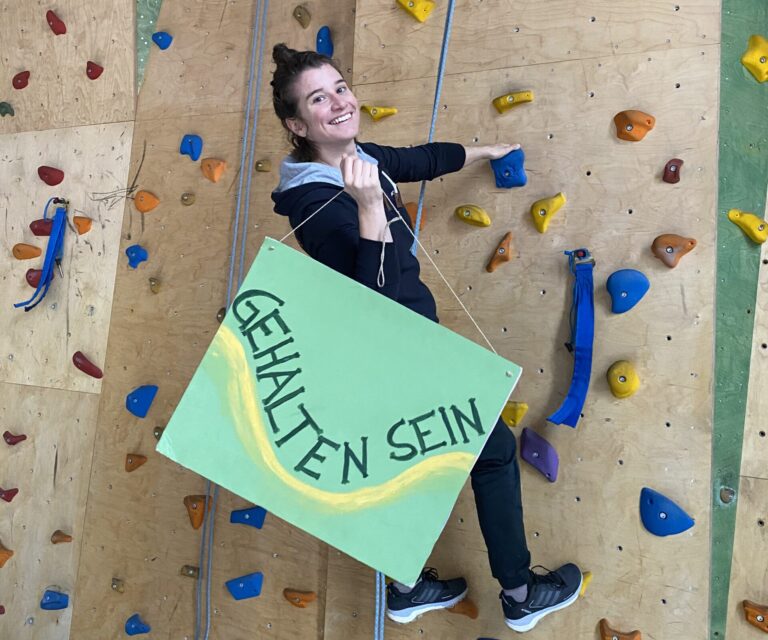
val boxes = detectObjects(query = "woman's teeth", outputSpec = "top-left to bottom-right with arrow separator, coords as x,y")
329,113 -> 352,125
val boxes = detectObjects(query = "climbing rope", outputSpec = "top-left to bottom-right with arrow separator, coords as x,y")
194,1 -> 270,638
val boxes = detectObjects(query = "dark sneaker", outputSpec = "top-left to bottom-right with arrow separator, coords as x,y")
386,567 -> 468,623
501,563 -> 582,632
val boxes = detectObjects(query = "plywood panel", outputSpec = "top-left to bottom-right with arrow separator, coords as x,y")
0,122 -> 134,393
0,382 -> 100,640
0,0 -> 134,134
725,477 -> 768,639
354,0 -> 720,85
322,41 -> 717,640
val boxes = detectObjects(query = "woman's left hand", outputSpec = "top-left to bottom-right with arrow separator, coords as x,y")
463,143 -> 521,167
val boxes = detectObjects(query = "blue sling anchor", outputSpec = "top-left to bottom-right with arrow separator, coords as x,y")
547,248 -> 595,428
14,197 -> 68,312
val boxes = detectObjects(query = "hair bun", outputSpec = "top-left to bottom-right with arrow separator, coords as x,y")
273,43 -> 298,66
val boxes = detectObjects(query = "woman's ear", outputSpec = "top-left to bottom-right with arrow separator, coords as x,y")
285,117 -> 307,138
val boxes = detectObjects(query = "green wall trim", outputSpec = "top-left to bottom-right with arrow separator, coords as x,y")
136,0 -> 164,89
711,3 -> 768,639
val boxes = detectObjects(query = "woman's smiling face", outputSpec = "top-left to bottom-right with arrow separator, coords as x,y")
287,64 -> 360,147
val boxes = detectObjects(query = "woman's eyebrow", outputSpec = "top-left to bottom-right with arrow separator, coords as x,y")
306,79 -> 345,100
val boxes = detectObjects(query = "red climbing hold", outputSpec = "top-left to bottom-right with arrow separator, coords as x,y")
26,269 -> 43,288
3,431 -> 27,446
38,166 -> 64,186
72,351 -> 103,379
30,219 -> 54,236
12,71 -> 30,90
46,10 -> 66,35
0,605 -> 4,614
86,61 -> 103,80
0,488 -> 19,503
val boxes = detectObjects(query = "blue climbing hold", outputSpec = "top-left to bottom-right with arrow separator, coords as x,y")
520,428 -> 559,482
230,506 -> 267,529
606,269 -> 650,314
40,589 -> 69,610
639,487 -> 695,537
126,385 -> 158,419
490,148 -> 526,189
225,571 -> 264,600
180,134 -> 203,161
125,613 -> 151,635
125,244 -> 148,269
316,26 -> 333,57
151,31 -> 173,50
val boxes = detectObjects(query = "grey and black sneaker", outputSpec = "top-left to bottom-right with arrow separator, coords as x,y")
501,563 -> 582,633
386,567 -> 468,623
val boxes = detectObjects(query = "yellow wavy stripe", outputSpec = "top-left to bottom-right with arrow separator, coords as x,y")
211,325 -> 475,512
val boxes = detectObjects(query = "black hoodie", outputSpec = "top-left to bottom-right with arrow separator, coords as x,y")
271,141 -> 466,323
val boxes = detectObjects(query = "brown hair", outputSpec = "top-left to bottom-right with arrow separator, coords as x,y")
271,43 -> 345,162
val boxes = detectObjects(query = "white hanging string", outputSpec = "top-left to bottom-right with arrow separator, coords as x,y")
278,184 -> 498,355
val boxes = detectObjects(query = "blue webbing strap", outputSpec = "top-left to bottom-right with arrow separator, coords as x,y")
546,249 -> 595,428
14,198 -> 67,312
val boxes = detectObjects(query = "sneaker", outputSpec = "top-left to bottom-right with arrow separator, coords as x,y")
386,567 -> 468,623
501,563 -> 582,633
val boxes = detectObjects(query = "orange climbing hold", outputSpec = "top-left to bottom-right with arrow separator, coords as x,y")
447,597 -> 478,619
51,530 -> 73,544
598,618 -> 642,639
72,216 -> 92,235
125,453 -> 147,472
613,110 -> 655,142
184,495 -> 211,529
13,243 -> 42,260
404,202 -> 426,232
201,158 -> 227,183
134,190 -> 160,213
743,600 -> 768,632
283,588 -> 317,608
486,232 -> 514,273
0,540 -> 13,569
651,234 -> 696,268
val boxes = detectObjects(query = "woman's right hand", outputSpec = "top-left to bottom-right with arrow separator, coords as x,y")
340,154 -> 392,241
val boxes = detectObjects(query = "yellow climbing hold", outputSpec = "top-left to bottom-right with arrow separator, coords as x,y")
741,34 -> 768,83
607,361 -> 640,399
361,105 -> 398,121
492,91 -> 534,114
530,192 -> 566,233
501,401 -> 528,428
455,204 -> 491,227
397,0 -> 435,22
728,208 -> 768,244
579,571 -> 593,598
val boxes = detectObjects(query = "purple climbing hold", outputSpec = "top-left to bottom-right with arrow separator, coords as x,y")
125,385 -> 158,419
151,31 -> 173,50
125,613 -> 151,635
226,571 -> 264,600
520,427 -> 559,482
490,148 -> 527,189
125,244 -> 148,269
180,134 -> 203,161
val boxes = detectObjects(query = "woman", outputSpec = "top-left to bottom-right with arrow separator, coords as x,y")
269,43 -> 581,633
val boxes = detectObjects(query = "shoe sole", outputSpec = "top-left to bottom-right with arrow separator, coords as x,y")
504,573 -> 583,633
386,588 -> 468,624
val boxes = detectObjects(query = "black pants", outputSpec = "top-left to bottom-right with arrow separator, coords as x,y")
470,417 -> 531,589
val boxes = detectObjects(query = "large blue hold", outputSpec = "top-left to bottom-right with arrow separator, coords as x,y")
606,269 -> 650,314
226,571 -> 264,600
151,31 -> 173,50
639,487 -> 695,536
126,385 -> 159,418
316,26 -> 333,57
230,506 -> 267,529
490,148 -> 526,188
125,613 -> 151,635
180,134 -> 203,161
125,244 -> 148,269
40,590 -> 68,610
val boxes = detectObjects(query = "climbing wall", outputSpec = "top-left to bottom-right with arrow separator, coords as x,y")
69,0 -> 354,637
326,1 -> 721,638
0,2 -> 135,638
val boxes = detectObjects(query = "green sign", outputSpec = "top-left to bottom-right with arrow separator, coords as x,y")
158,236 -> 521,585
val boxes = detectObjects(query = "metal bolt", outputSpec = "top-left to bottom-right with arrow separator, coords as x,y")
660,512 -> 667,519
666,246 -> 674,253
626,124 -> 633,131
539,209 -> 546,216
619,376 -> 627,383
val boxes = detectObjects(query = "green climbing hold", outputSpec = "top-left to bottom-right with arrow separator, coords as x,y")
0,102 -> 14,117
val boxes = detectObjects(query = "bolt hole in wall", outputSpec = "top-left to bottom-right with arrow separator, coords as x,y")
759,430 -> 766,438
